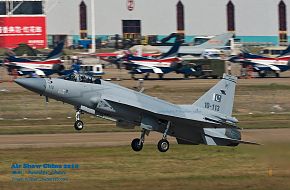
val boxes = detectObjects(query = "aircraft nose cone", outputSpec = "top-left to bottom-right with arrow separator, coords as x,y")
14,78 -> 46,94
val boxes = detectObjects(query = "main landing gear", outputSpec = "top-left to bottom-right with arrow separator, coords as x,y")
74,110 -> 84,130
131,121 -> 171,152
157,121 -> 171,152
131,129 -> 146,151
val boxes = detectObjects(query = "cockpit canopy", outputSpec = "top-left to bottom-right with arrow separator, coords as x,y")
60,73 -> 101,84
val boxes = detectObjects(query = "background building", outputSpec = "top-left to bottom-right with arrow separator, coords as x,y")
45,0 -> 290,46
2,0 -> 290,47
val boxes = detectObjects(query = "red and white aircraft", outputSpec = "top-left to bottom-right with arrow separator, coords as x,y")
229,46 -> 290,77
4,42 -> 65,76
124,41 -> 195,79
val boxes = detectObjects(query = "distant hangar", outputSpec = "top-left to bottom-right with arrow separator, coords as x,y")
45,0 -> 290,45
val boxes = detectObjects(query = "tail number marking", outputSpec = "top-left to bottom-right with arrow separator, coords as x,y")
205,102 -> 220,112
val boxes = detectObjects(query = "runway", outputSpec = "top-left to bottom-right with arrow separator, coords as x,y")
0,132 -> 168,149
0,128 -> 289,149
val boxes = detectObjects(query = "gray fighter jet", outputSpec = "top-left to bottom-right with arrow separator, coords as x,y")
157,33 -> 233,56
15,73 -> 257,152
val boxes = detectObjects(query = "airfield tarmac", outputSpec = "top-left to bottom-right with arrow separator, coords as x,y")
0,129 -> 289,149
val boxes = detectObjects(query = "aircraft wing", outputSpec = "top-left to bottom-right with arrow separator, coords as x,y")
101,95 -> 232,130
4,61 -> 46,76
17,65 -> 46,76
151,67 -> 163,74
252,61 -> 281,71
131,63 -> 164,74
100,96 -> 249,146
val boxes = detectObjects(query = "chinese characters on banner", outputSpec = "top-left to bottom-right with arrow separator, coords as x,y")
0,26 -> 43,34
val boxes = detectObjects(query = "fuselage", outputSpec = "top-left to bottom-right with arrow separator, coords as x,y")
33,76 -> 235,131
4,58 -> 63,76
43,77 -> 184,122
5,59 -> 62,69
125,56 -> 186,74
230,54 -> 290,72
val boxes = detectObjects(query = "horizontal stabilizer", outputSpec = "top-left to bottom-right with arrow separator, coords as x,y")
203,128 -> 260,146
235,139 -> 260,145
176,138 -> 197,145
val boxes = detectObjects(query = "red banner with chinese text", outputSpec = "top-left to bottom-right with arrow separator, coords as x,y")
0,15 -> 47,48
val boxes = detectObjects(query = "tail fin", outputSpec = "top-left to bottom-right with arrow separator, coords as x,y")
195,33 -> 233,49
46,41 -> 64,60
160,33 -> 179,44
159,40 -> 182,58
279,45 -> 290,57
192,74 -> 237,116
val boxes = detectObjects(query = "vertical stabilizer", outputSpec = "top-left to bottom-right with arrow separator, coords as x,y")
192,74 -> 237,116
279,45 -> 290,57
195,33 -> 233,49
46,42 -> 64,60
159,40 -> 182,58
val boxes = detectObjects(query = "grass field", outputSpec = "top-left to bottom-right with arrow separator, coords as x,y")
0,143 -> 289,190
1,77 -> 290,134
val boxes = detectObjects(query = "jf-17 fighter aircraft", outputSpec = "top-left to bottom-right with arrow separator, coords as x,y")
15,73 -> 257,152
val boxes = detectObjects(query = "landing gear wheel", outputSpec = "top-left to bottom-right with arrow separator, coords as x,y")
157,139 -> 170,152
158,73 -> 164,79
259,71 -> 266,78
144,73 -> 150,80
131,138 -> 143,152
74,120 -> 84,131
131,74 -> 136,80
